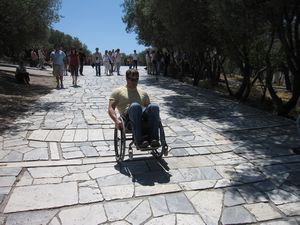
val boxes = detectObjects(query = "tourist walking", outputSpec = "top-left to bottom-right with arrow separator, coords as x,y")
151,50 -> 158,77
132,50 -> 138,69
103,50 -> 110,76
92,48 -> 102,76
50,44 -> 67,89
115,49 -> 122,75
30,49 -> 38,67
38,47 -> 46,70
78,48 -> 86,76
145,50 -> 151,75
69,48 -> 80,86
163,51 -> 170,76
15,61 -> 30,85
108,50 -> 114,75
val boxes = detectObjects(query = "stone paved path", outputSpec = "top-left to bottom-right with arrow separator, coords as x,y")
0,66 -> 300,225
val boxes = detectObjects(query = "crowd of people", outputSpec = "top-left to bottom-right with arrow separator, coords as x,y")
91,48 -> 124,76
145,50 -> 171,79
17,46 -> 182,87
14,45 -> 300,153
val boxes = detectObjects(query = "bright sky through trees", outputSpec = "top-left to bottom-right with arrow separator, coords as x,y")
52,0 -> 146,54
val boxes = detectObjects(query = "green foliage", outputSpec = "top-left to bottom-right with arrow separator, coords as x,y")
0,0 -> 90,61
121,0 -> 300,114
122,0 -> 214,51
47,29 -> 90,55
0,0 -> 61,58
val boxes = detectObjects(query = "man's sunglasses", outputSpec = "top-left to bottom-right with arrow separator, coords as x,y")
127,77 -> 139,82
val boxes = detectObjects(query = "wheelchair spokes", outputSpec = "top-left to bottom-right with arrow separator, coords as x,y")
114,118 -> 126,162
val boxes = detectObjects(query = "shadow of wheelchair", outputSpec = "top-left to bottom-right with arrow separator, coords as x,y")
114,157 -> 171,186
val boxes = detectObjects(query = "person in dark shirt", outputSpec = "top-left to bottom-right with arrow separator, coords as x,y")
15,61 -> 30,85
78,48 -> 86,76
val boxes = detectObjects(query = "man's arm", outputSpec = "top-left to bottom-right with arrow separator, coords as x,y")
108,100 -> 122,129
143,92 -> 151,107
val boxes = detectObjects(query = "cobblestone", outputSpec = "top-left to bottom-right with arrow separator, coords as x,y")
0,66 -> 299,224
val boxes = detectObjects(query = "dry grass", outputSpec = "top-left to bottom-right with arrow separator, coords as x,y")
0,71 -> 56,131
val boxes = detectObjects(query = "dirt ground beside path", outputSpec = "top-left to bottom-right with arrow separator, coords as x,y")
0,71 -> 56,133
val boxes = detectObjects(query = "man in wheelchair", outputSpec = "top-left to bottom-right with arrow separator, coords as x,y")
108,69 -> 160,149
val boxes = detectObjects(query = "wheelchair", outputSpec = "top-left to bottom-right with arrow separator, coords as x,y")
114,116 -> 168,162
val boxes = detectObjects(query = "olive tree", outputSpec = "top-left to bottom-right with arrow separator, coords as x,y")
0,0 -> 61,59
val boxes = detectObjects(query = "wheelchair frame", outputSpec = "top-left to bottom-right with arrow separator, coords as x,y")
114,117 -> 168,162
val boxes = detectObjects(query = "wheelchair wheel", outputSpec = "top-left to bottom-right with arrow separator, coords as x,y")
114,118 -> 126,162
151,120 -> 168,159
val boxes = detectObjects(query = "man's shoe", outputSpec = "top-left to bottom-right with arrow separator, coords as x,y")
151,139 -> 160,148
137,140 -> 149,149
292,147 -> 300,154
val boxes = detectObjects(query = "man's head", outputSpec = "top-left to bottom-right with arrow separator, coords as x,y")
126,69 -> 139,88
54,44 -> 61,50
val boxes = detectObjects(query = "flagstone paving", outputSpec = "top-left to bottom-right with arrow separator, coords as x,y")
0,66 -> 299,224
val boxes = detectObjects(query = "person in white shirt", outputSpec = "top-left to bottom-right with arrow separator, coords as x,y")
103,50 -> 110,76
50,45 -> 67,89
115,49 -> 122,75
132,50 -> 138,69
92,47 -> 102,76
38,48 -> 46,70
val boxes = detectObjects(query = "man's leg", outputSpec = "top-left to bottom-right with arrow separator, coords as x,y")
133,60 -> 137,69
79,62 -> 83,75
117,63 -> 120,75
59,65 -> 64,88
144,103 -> 160,145
95,64 -> 99,76
60,75 -> 64,88
127,102 -> 147,147
24,72 -> 30,84
56,75 -> 60,88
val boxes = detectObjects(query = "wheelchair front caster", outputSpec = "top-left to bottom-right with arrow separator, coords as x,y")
129,148 -> 133,160
163,145 -> 169,156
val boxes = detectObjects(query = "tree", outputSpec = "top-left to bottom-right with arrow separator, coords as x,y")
122,0 -> 300,115
122,0 -> 218,84
212,0 -> 272,100
0,0 -> 61,59
47,29 -> 91,55
264,0 -> 300,115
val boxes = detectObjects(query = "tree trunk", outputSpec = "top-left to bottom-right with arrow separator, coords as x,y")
279,74 -> 300,115
235,62 -> 251,101
220,64 -> 233,96
265,52 -> 283,112
284,72 -> 292,91
281,65 -> 292,91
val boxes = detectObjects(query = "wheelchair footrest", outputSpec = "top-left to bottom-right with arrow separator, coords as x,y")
137,146 -> 160,151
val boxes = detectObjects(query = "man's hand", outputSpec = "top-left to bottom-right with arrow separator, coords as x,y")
115,119 -> 122,130
108,100 -> 122,129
